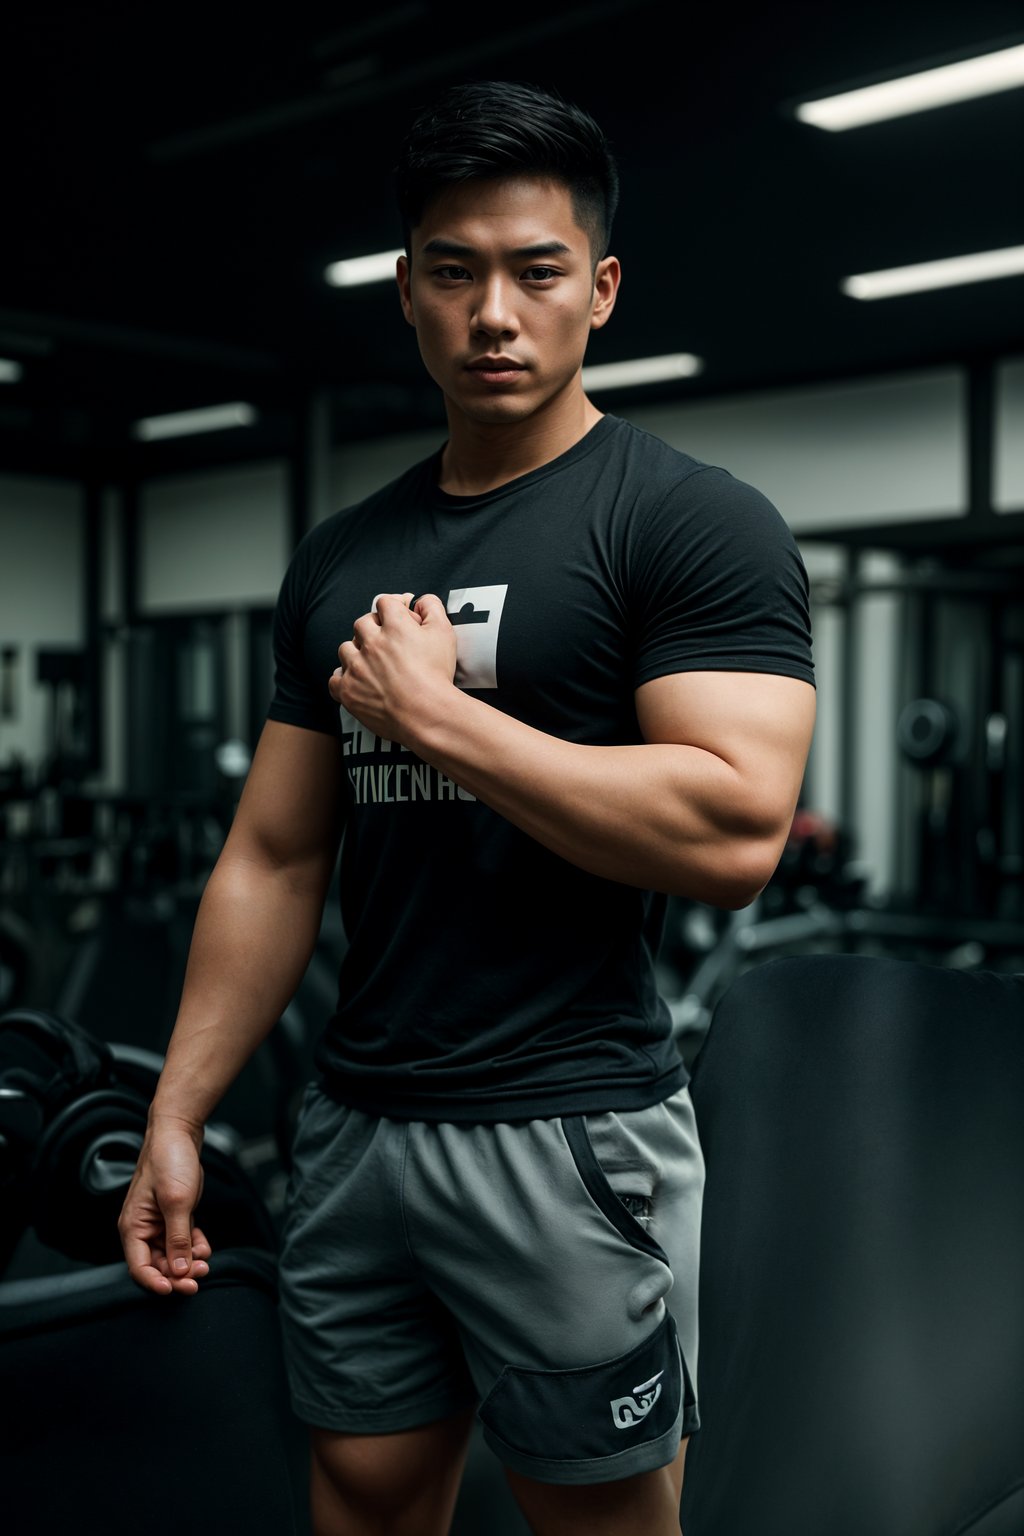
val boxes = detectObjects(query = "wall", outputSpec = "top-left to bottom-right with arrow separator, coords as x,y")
139,461 -> 289,612
327,430 -> 444,518
3,354 -> 1020,904
623,367 -> 967,532
994,356 -> 1024,513
0,476 -> 84,770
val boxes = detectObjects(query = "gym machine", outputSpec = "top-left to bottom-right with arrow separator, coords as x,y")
662,552 -> 1024,1060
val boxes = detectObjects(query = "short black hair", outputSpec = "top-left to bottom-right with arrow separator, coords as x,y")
393,80 -> 620,266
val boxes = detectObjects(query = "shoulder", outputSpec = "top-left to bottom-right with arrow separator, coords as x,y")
601,414 -> 707,487
605,416 -> 782,524
603,418 -> 793,554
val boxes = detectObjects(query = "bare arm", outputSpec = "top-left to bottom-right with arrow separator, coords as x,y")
332,593 -> 816,909
149,718 -> 345,1131
405,671 -> 814,908
119,719 -> 344,1297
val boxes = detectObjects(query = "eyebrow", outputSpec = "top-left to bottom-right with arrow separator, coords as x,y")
420,238 -> 573,259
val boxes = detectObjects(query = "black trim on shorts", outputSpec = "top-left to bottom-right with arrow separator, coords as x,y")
478,1310 -> 686,1479
560,1115 -> 671,1266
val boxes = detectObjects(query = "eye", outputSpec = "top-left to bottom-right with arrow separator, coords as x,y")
522,266 -> 560,282
433,265 -> 470,280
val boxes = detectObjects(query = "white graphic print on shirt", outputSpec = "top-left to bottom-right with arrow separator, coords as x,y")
340,585 -> 509,805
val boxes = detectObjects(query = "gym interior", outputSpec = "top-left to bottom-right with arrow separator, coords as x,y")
1,6 -> 1023,1534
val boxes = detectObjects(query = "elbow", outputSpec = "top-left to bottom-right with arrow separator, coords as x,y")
704,874 -> 765,913
710,882 -> 763,913
671,831 -> 785,911
724,827 -> 791,909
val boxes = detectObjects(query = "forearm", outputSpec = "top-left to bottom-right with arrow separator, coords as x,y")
149,853 -> 328,1131
407,685 -> 767,905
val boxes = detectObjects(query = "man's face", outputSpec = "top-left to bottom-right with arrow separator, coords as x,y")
396,175 -> 619,427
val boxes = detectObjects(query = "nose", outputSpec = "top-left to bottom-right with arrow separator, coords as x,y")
471,274 -> 519,339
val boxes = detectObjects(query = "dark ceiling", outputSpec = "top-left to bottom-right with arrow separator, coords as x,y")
1,0 -> 1022,477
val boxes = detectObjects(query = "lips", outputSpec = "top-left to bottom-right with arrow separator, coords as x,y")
465,358 -> 528,385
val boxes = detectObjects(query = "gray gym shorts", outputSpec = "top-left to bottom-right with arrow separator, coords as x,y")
276,1081 -> 705,1486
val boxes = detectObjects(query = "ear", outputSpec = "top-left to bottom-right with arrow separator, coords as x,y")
396,253 -> 416,328
590,254 -> 621,332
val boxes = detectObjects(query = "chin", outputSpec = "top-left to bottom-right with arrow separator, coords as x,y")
455,393 -> 538,425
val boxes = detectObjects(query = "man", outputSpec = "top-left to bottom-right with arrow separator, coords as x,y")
119,79 -> 815,1535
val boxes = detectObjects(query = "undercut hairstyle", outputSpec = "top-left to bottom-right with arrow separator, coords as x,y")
393,80 -> 620,267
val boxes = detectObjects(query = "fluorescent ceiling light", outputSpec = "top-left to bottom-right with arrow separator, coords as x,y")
842,244 -> 1024,300
0,358 -> 24,383
133,402 -> 258,441
796,42 -> 1024,130
325,249 -> 404,287
582,353 -> 704,391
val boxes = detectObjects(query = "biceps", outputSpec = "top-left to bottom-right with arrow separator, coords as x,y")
225,720 -> 346,886
634,671 -> 816,837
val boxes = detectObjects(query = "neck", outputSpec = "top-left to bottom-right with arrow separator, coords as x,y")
437,389 -> 604,496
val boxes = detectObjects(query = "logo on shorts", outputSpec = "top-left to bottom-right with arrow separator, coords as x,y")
610,1369 -> 664,1429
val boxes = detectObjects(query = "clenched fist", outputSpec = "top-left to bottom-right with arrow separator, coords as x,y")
328,591 -> 457,747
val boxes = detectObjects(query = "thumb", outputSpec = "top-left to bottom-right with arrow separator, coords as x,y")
163,1194 -> 195,1274
169,1235 -> 193,1274
414,593 -> 450,624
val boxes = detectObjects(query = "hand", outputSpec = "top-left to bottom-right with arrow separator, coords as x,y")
118,1118 -> 212,1297
328,592 -> 457,747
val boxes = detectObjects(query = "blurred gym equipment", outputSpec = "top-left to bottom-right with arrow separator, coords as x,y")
681,950 -> 1024,1536
0,1003 -> 532,1536
0,907 -> 31,1011
35,647 -> 90,788
661,555 -> 1024,1065
1,1247 -> 309,1535
0,1003 -> 310,1534
4,483 -> 1021,1534
663,806 -> 871,1063
0,1005 -> 279,1275
809,556 -> 1024,933
0,607 -> 344,1187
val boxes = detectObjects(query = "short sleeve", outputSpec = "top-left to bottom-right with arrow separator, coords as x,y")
628,467 -> 815,690
266,534 -> 338,735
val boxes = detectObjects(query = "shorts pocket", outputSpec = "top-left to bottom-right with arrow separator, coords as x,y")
559,1114 -> 671,1266
478,1310 -> 686,1469
283,1082 -> 351,1212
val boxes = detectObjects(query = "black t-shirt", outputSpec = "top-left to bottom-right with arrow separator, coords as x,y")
267,413 -> 815,1121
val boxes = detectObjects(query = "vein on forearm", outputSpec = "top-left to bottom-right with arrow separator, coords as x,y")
152,854 -> 330,1126
408,686 -> 761,902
